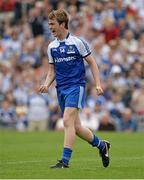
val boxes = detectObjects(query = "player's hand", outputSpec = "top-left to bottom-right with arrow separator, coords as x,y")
38,85 -> 49,93
96,86 -> 103,96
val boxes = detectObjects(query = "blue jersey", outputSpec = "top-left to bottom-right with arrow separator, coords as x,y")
47,33 -> 91,88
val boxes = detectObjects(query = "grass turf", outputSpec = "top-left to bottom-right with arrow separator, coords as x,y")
0,130 -> 144,179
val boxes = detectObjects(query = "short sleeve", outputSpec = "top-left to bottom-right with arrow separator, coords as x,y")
47,45 -> 54,64
78,39 -> 91,58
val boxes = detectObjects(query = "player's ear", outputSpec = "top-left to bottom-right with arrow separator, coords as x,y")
60,22 -> 65,28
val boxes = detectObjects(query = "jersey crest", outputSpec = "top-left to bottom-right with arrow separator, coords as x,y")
67,45 -> 75,54
59,47 -> 65,53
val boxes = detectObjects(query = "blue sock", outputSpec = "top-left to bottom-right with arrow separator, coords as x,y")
89,134 -> 105,150
61,147 -> 72,165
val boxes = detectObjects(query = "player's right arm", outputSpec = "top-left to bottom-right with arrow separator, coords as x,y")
38,64 -> 55,93
39,43 -> 56,93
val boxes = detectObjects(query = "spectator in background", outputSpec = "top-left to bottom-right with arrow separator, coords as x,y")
80,107 -> 99,132
110,65 -> 126,89
120,108 -> 137,132
131,80 -> 144,116
113,0 -> 126,22
121,29 -> 138,56
28,5 -> 44,38
0,0 -> 15,12
19,39 -> 41,68
49,103 -> 61,130
98,111 -> 116,131
15,105 -> 27,132
0,98 -> 17,128
0,61 -> 12,94
87,85 -> 106,110
102,17 -> 120,43
106,89 -> 125,118
13,80 -> 28,107
27,82 -> 49,131
117,18 -> 129,38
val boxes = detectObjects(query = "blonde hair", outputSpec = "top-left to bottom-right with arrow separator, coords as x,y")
48,9 -> 69,29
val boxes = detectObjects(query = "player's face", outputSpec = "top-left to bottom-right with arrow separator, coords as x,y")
49,18 -> 62,38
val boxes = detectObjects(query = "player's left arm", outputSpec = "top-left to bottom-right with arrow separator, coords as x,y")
85,54 -> 103,96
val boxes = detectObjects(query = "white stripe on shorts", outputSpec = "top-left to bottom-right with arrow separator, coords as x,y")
78,86 -> 84,109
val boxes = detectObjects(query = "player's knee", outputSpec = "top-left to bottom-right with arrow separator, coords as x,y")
63,117 -> 72,128
75,124 -> 82,133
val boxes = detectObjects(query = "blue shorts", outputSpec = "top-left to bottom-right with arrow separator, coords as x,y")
56,85 -> 85,116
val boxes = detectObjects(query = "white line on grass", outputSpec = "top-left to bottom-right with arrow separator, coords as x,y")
2,156 -> 144,165
3,160 -> 48,165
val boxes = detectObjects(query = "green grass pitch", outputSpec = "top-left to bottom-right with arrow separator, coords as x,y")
0,130 -> 144,179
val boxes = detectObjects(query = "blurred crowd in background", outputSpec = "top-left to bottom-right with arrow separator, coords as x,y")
0,0 -> 144,132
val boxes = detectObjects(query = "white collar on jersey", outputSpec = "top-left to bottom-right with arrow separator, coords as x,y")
57,32 -> 70,42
